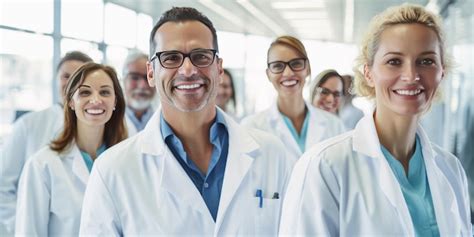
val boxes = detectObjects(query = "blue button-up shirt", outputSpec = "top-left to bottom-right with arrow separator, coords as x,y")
126,107 -> 154,132
160,110 -> 229,221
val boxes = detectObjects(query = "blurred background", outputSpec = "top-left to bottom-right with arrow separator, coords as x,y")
0,0 -> 473,155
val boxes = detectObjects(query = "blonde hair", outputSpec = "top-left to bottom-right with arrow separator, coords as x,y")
353,3 -> 450,98
267,35 -> 311,77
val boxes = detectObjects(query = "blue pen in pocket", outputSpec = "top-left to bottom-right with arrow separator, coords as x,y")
255,189 -> 263,208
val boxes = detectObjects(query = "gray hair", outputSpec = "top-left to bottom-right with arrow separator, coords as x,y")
122,51 -> 148,77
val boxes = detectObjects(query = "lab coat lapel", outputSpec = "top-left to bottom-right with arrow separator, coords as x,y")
215,113 -> 258,232
69,144 -> 90,186
418,126 -> 460,235
140,111 -> 213,220
352,114 -> 415,236
269,103 -> 301,157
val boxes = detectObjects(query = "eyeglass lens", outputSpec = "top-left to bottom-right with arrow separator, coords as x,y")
159,50 -> 216,69
268,58 -> 306,73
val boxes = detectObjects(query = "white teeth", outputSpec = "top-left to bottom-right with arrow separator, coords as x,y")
281,80 -> 298,86
86,109 -> 105,114
395,89 -> 422,96
176,84 -> 200,90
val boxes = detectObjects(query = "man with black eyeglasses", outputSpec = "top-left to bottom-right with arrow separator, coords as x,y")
79,7 -> 293,236
122,51 -> 156,135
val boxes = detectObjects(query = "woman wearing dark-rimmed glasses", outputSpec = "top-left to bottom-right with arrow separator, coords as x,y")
310,69 -> 345,114
242,36 -> 345,162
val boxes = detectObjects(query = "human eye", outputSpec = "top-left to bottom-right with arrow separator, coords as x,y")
387,58 -> 401,66
269,62 -> 284,72
191,51 -> 213,64
419,58 -> 435,66
78,89 -> 91,97
160,52 -> 182,65
289,59 -> 304,69
100,89 -> 112,96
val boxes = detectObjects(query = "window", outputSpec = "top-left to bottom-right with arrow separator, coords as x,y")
61,38 -> 103,62
137,13 -> 153,53
61,0 -> 103,42
104,3 -> 136,47
0,0 -> 53,33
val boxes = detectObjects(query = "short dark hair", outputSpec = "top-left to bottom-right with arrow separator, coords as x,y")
56,51 -> 93,72
149,7 -> 218,58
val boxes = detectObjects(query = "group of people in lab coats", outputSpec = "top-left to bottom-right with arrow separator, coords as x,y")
1,3 -> 472,237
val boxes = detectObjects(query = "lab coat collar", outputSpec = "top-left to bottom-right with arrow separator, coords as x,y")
417,125 -> 460,235
215,108 -> 259,231
352,113 -> 414,235
62,143 -> 90,186
353,112 -> 461,235
139,107 -> 260,229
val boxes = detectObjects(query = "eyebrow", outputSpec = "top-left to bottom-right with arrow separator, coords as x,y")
383,51 -> 438,57
78,85 -> 113,89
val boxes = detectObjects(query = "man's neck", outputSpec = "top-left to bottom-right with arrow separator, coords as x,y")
162,104 -> 216,174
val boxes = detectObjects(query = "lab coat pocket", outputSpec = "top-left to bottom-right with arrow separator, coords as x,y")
253,197 -> 281,235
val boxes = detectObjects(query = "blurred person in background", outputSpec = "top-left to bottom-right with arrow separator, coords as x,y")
0,51 -> 92,235
122,51 -> 156,136
216,69 -> 237,118
310,69 -> 345,114
339,74 -> 364,129
15,62 -> 127,236
241,36 -> 345,162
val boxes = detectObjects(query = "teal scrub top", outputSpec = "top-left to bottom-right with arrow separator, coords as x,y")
381,136 -> 440,237
80,144 -> 106,173
281,111 -> 309,153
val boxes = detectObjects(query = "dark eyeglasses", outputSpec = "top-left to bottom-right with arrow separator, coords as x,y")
317,87 -> 342,98
267,58 -> 307,74
150,49 -> 218,69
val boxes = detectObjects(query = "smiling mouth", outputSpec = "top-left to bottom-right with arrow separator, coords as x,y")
281,80 -> 298,87
85,109 -> 105,115
174,83 -> 203,90
394,89 -> 423,96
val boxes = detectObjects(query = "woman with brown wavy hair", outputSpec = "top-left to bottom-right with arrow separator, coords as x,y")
15,62 -> 127,236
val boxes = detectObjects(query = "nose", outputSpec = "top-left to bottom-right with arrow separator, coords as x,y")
325,93 -> 335,103
89,93 -> 102,104
401,63 -> 420,82
177,57 -> 198,77
282,64 -> 294,77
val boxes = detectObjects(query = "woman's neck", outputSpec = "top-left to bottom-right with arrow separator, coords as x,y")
277,95 -> 307,134
76,122 -> 105,159
374,107 -> 419,172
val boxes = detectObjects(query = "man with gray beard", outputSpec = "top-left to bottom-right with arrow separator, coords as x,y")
123,51 -> 156,136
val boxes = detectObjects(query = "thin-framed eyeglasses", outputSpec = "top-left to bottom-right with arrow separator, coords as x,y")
150,49 -> 218,69
316,87 -> 342,98
267,58 -> 307,74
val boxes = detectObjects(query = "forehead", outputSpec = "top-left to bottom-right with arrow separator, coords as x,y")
59,60 -> 84,73
377,23 -> 441,56
322,76 -> 343,89
154,21 -> 214,52
127,58 -> 147,72
82,70 -> 113,87
268,44 -> 301,62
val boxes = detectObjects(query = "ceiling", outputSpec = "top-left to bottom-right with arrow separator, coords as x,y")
106,0 -> 433,43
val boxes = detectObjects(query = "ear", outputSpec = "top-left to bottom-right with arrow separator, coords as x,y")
217,58 -> 224,83
68,100 -> 75,111
364,64 -> 375,87
146,61 -> 156,88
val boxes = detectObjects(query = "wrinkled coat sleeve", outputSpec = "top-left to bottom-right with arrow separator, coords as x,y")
279,154 -> 340,236
1,119 -> 28,234
79,164 -> 121,236
15,159 -> 50,236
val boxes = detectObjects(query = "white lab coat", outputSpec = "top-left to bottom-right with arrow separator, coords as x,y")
279,113 -> 472,236
79,109 -> 294,236
124,115 -> 138,136
241,101 -> 345,161
15,144 -> 89,236
0,104 -> 64,235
